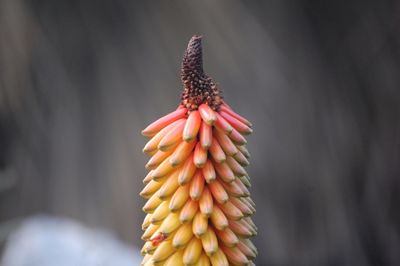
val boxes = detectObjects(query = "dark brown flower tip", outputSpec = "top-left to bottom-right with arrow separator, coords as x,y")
181,35 -> 222,112
181,35 -> 204,76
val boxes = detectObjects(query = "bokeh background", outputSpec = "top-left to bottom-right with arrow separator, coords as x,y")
1,0 -> 400,265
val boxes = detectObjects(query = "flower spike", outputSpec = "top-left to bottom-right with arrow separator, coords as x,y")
140,35 -> 256,265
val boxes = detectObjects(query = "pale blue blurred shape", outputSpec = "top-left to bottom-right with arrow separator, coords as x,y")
1,215 -> 142,266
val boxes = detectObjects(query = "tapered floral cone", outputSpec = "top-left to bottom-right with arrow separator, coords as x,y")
140,35 -> 257,266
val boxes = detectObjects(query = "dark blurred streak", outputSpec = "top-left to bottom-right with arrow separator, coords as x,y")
1,0 -> 400,265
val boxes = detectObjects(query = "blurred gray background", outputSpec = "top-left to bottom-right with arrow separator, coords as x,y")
1,0 -> 400,265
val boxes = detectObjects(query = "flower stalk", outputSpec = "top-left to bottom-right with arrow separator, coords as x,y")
140,35 -> 256,266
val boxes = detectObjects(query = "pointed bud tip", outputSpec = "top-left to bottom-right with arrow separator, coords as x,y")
189,34 -> 202,42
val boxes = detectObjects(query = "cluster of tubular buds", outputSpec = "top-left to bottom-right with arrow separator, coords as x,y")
140,102 -> 257,266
